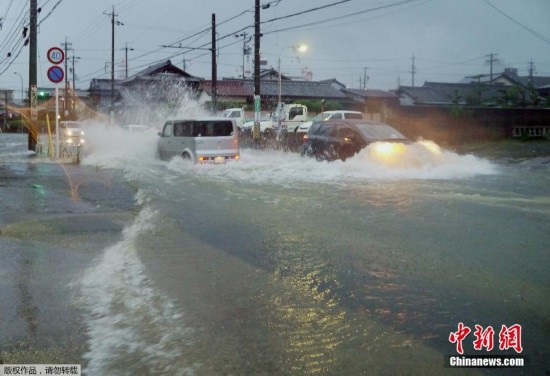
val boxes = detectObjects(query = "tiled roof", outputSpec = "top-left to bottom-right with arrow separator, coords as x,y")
124,60 -> 201,82
343,88 -> 398,99
200,79 -> 350,100
398,82 -> 507,104
246,79 -> 349,99
200,80 -> 249,97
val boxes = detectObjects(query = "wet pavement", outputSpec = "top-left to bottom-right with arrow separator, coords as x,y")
0,143 -> 137,367
1,132 -> 549,375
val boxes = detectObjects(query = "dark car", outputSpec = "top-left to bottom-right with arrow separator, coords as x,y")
301,119 -> 408,161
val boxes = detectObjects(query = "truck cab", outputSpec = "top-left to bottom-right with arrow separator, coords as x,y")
273,103 -> 308,133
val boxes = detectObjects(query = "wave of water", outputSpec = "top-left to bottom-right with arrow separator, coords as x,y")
80,122 -> 498,185
75,206 -> 197,375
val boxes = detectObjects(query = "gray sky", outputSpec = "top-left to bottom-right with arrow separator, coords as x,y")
1,0 -> 549,94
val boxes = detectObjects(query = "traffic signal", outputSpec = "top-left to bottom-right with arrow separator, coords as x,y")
37,91 -> 50,99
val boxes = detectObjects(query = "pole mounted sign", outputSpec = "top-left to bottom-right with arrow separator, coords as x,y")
46,46 -> 65,159
47,66 -> 64,83
47,47 -> 64,65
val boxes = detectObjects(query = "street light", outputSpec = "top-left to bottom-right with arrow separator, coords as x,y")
277,44 -> 307,134
13,72 -> 24,103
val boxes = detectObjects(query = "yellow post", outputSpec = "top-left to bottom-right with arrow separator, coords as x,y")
46,113 -> 53,158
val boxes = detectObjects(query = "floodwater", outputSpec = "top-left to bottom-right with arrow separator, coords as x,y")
1,129 -> 549,375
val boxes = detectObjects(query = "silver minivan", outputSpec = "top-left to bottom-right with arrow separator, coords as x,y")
157,118 -> 240,164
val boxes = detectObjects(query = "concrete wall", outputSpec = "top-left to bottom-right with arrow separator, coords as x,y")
385,105 -> 550,145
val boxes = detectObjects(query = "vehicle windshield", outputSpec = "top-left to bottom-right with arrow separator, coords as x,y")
59,121 -> 82,129
355,123 -> 406,140
312,112 -> 331,121
222,109 -> 240,118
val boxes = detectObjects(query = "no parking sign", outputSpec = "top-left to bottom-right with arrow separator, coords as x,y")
47,66 -> 64,83
47,46 -> 65,84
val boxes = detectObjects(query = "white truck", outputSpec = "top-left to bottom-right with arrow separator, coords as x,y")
221,108 -> 247,130
272,103 -> 308,133
242,103 -> 308,133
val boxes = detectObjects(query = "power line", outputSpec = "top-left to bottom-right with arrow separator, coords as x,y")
483,0 -> 550,44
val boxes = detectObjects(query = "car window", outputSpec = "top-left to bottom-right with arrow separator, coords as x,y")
288,107 -> 304,120
162,123 -> 173,137
309,122 -> 323,134
318,123 -> 336,137
194,121 -> 233,137
355,123 -> 406,140
173,121 -> 193,137
331,113 -> 342,120
312,113 -> 323,121
344,112 -> 363,119
337,125 -> 357,138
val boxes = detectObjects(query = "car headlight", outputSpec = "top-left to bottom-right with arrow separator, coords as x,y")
370,142 -> 407,164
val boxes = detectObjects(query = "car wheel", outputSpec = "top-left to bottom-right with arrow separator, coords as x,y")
181,152 -> 193,163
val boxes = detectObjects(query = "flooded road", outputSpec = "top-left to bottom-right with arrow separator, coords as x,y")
1,131 -> 549,375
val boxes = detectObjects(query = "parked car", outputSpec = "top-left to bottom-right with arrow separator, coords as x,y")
301,119 -> 407,162
59,121 -> 85,146
296,110 -> 363,134
240,114 -> 271,132
157,118 -> 239,164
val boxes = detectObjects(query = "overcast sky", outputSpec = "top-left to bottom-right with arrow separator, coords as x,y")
1,0 -> 549,94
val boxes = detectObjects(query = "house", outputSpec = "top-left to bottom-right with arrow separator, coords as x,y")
396,82 -> 507,106
198,77 -> 357,110
396,68 -> 550,107
340,88 -> 399,121
88,60 -> 202,113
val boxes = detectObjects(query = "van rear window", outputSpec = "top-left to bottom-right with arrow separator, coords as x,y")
194,121 -> 234,137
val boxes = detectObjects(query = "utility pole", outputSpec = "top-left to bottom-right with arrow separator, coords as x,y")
411,55 -> 416,87
211,14 -> 217,111
61,38 -> 72,116
528,60 -> 535,85
28,0 -> 38,151
363,67 -> 368,90
104,7 -> 123,122
71,53 -> 80,114
486,53 -> 498,82
253,0 -> 261,143
123,43 -> 134,78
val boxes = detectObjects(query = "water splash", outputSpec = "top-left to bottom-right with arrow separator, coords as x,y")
76,206 -> 197,375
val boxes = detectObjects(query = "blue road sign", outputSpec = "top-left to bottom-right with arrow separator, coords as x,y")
47,66 -> 64,83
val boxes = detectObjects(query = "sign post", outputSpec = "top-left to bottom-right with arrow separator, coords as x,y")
253,95 -> 261,145
47,47 -> 65,158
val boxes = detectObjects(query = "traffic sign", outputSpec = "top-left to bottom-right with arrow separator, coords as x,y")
47,47 -> 64,65
47,66 -> 64,83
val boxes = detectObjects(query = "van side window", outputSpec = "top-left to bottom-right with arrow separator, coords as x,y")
193,122 -> 207,137
173,121 -> 193,137
213,121 -> 233,136
346,113 -> 363,119
162,123 -> 173,137
194,121 -> 233,137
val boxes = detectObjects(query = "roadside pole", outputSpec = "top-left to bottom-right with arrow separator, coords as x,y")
55,84 -> 59,158
253,95 -> 261,146
46,46 -> 65,159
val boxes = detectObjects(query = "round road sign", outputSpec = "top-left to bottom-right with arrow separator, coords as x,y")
47,47 -> 64,65
47,66 -> 64,83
